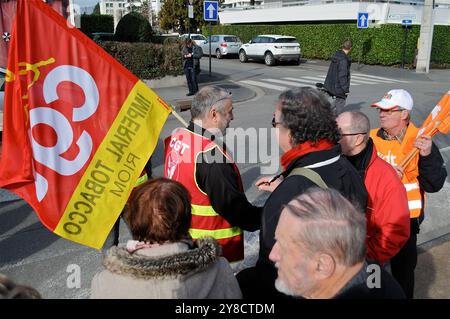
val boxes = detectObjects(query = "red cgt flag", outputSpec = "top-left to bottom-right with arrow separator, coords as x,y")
0,0 -> 172,249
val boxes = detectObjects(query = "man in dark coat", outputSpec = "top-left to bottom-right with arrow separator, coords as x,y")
324,39 -> 352,115
182,38 -> 202,96
236,87 -> 368,299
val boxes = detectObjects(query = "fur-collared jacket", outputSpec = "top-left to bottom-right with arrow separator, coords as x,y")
90,237 -> 242,299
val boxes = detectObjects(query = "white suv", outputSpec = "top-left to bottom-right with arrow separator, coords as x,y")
239,35 -> 301,66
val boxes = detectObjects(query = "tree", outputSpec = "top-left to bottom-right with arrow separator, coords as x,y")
159,0 -> 208,34
115,12 -> 152,42
93,3 -> 100,14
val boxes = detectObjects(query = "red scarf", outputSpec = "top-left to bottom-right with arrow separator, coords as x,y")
281,140 -> 335,170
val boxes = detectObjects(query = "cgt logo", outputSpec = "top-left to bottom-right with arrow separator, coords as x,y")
10,61 -> 100,202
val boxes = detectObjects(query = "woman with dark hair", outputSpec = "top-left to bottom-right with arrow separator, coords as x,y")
91,178 -> 242,299
236,87 -> 368,299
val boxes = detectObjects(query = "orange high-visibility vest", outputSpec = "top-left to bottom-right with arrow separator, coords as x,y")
370,124 -> 423,218
163,128 -> 244,262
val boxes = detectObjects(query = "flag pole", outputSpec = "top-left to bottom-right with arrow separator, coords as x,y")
400,121 -> 441,169
171,107 -> 189,127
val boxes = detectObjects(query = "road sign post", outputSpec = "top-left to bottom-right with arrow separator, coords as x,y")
203,1 -> 218,77
187,0 -> 193,38
209,23 -> 212,77
401,19 -> 412,68
357,12 -> 369,29
357,12 -> 368,69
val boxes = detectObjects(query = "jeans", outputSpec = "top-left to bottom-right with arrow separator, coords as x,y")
184,67 -> 198,94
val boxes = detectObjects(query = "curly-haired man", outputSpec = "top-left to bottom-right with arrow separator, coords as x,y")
236,87 -> 368,299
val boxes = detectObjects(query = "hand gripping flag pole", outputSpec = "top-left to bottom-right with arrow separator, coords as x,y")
400,91 -> 450,169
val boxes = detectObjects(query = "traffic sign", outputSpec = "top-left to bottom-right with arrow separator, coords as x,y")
357,12 -> 369,29
203,1 -> 218,22
402,19 -> 412,26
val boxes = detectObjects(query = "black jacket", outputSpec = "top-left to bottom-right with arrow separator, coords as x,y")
253,145 -> 368,298
335,261 -> 406,299
190,123 -> 262,231
324,50 -> 351,98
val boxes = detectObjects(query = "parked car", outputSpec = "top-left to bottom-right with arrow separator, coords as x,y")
0,67 -> 5,135
179,34 -> 207,46
238,35 -> 301,66
200,35 -> 243,59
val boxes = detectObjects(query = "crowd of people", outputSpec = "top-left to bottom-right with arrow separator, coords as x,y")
89,81 -> 446,299
2,40 -> 447,300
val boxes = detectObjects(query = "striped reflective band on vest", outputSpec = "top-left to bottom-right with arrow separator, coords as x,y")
189,227 -> 242,240
402,181 -> 422,217
190,204 -> 242,239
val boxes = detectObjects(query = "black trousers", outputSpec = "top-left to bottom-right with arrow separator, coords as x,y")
333,97 -> 347,115
390,218 -> 420,299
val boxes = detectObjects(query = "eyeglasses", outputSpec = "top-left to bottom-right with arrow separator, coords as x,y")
272,116 -> 282,128
340,132 -> 367,136
378,108 -> 404,115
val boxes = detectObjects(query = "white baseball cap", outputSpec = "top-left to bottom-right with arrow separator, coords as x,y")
371,89 -> 414,111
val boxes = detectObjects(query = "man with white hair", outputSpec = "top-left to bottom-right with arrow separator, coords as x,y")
370,89 -> 447,298
269,188 -> 405,299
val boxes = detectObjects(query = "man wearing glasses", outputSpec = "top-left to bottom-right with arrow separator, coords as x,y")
370,89 -> 447,298
336,111 -> 410,268
163,86 -> 262,263
237,87 -> 368,299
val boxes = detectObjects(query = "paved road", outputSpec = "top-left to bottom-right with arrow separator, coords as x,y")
0,57 -> 449,298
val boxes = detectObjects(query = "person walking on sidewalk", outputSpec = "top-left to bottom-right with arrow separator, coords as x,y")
370,89 -> 447,298
182,38 -> 202,96
324,39 -> 352,115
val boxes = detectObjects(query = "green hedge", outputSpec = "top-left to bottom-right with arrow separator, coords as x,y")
80,14 -> 114,37
100,41 -> 184,79
203,24 -> 450,66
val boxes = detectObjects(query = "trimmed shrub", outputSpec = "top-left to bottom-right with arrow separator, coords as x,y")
115,12 -> 153,43
101,41 -> 184,79
80,14 -> 114,37
203,24 -> 450,66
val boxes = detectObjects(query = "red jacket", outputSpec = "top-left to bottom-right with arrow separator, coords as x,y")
364,144 -> 410,264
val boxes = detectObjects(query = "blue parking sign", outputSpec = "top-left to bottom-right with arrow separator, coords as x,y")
357,12 -> 369,29
204,1 -> 218,22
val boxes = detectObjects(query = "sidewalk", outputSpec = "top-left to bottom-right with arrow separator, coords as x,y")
416,233 -> 450,298
153,71 -> 256,111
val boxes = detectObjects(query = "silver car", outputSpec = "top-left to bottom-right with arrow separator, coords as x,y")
201,35 -> 243,59
179,34 -> 207,46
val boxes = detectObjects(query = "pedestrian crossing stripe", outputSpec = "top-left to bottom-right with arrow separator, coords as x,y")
239,73 -> 410,92
265,78 -> 314,87
240,80 -> 287,91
